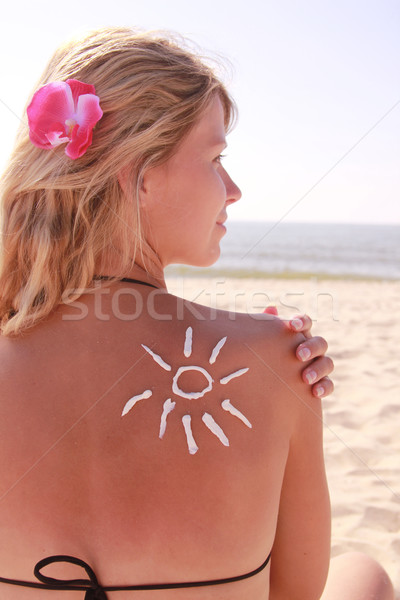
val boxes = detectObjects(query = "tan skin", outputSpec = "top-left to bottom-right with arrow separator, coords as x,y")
0,96 -> 335,599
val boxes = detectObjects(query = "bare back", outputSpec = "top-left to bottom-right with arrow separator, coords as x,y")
0,282 -> 330,599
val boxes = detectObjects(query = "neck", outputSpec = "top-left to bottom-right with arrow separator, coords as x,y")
96,250 -> 167,290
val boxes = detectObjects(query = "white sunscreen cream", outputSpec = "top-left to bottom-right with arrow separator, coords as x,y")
182,415 -> 198,454
124,328 -> 252,454
172,366 -> 213,400
122,389 -> 152,417
202,413 -> 229,446
159,398 -> 176,439
222,399 -> 252,428
141,344 -> 172,371
220,367 -> 249,385
209,336 -> 227,364
184,327 -> 193,358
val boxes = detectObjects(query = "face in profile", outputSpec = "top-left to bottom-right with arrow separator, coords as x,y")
139,95 -> 242,268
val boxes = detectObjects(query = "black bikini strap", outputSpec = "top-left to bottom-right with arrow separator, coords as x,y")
0,552 -> 271,596
106,552 -> 271,590
95,275 -> 158,289
120,277 -> 158,289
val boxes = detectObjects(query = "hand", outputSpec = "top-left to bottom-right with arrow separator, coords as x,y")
264,307 -> 334,398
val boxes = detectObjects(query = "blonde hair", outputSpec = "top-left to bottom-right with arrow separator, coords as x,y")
0,27 -> 235,336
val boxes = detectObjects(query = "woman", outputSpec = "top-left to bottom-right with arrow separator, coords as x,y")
0,27 -> 393,600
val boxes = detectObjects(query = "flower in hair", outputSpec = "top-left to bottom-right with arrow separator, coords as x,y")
27,79 -> 103,159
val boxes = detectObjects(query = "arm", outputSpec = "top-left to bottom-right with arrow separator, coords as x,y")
269,338 -> 331,599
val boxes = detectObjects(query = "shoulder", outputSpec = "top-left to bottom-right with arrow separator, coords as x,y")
172,296 -> 307,369
163,296 -> 313,404
0,313 -> 92,400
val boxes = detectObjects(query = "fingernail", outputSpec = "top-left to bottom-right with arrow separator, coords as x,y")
291,318 -> 303,331
264,305 -> 278,315
298,347 -> 311,361
305,370 -> 317,384
315,386 -> 324,397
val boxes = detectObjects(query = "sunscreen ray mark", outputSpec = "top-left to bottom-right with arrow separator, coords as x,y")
184,327 -> 193,358
220,367 -> 249,385
221,399 -> 252,428
202,413 -> 229,447
159,398 -> 176,439
141,344 -> 171,371
209,336 -> 227,364
122,390 -> 152,417
182,415 -> 198,455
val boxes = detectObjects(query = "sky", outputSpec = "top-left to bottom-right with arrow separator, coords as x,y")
1,0 -> 399,224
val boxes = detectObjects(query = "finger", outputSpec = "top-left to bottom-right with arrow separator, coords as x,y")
311,377 -> 334,398
264,305 -> 279,315
302,356 -> 334,385
296,336 -> 329,362
289,314 -> 313,338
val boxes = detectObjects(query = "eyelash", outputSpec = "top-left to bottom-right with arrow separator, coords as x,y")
214,154 -> 226,164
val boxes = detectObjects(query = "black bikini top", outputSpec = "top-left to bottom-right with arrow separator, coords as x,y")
0,553 -> 271,598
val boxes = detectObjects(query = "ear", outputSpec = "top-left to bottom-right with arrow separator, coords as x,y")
118,165 -> 148,207
138,166 -> 163,209
117,165 -> 132,197
138,171 -> 150,208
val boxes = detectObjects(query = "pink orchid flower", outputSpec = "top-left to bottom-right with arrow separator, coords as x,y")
27,79 -> 103,159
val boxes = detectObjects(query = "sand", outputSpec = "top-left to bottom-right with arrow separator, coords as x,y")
166,276 -> 400,596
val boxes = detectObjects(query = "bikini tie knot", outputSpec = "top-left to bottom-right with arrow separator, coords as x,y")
85,589 -> 107,600
34,555 -> 107,599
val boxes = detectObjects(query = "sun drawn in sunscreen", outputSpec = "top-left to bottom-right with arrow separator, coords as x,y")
122,327 -> 251,454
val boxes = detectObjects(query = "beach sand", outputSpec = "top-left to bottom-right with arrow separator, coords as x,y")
166,276 -> 400,596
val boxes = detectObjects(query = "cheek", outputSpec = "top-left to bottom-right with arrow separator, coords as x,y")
194,166 -> 226,206
151,164 -> 225,231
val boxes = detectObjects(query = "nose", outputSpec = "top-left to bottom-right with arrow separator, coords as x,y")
223,169 -> 242,205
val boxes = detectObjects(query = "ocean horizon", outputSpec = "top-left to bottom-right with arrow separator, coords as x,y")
165,221 -> 400,281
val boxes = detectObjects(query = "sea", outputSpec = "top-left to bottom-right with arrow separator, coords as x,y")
166,222 -> 400,280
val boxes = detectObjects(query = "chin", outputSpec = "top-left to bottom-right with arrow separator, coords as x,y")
168,243 -> 221,269
193,246 -> 221,268
201,255 -> 220,268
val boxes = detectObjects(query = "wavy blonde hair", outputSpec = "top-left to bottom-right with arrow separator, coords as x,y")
0,27 -> 235,336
